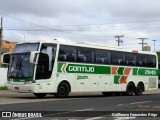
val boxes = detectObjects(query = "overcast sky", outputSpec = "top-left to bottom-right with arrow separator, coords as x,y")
0,0 -> 160,51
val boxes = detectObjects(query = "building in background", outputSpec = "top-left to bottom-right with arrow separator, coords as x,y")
2,40 -> 16,53
143,45 -> 151,51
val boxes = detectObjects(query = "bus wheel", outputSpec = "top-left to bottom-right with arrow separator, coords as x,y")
33,93 -> 47,98
126,83 -> 135,96
54,82 -> 70,98
135,82 -> 144,96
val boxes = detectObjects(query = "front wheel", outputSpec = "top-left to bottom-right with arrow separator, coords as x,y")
54,82 -> 70,98
33,93 -> 47,98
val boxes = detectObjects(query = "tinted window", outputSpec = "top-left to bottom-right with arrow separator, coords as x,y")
95,49 -> 110,64
147,55 -> 156,67
58,45 -> 77,62
77,47 -> 94,63
36,44 -> 57,80
111,51 -> 125,65
125,53 -> 136,66
137,54 -> 147,67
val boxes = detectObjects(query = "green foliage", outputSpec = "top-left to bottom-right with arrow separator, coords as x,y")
1,64 -> 8,68
0,86 -> 8,90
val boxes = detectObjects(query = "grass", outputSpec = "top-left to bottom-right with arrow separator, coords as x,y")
0,86 -> 8,90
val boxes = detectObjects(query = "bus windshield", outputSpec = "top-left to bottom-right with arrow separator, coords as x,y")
8,43 -> 39,79
13,43 -> 39,53
8,53 -> 34,78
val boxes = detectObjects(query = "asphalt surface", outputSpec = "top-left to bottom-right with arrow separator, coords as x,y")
1,90 -> 160,120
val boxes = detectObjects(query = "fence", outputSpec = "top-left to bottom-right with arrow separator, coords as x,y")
0,68 -> 7,86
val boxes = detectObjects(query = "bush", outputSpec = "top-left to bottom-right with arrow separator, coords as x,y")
0,86 -> 8,90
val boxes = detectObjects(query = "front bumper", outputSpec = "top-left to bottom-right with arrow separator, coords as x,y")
5,83 -> 35,93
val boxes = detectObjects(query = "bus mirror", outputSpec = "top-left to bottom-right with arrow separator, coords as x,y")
1,53 -> 10,65
30,51 -> 40,64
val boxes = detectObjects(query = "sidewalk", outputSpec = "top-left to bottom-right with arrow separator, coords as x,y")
144,89 -> 160,94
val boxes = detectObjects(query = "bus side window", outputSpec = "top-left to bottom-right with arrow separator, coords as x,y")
137,55 -> 147,67
59,54 -> 67,61
125,53 -> 137,66
77,54 -> 86,62
58,45 -> 77,62
77,47 -> 94,63
111,51 -> 125,65
96,58 -> 104,64
147,55 -> 156,67
95,49 -> 110,64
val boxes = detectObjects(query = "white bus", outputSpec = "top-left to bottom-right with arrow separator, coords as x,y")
2,40 -> 159,98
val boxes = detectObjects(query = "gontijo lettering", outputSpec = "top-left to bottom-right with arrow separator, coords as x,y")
68,66 -> 94,72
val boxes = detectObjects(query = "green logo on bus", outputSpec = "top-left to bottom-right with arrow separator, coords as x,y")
77,75 -> 89,80
58,63 -> 111,74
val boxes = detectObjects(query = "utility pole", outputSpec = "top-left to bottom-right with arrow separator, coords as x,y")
0,17 -> 3,67
138,38 -> 147,51
114,35 -> 124,46
152,40 -> 157,52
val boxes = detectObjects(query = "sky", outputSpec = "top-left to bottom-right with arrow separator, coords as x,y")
0,0 -> 160,51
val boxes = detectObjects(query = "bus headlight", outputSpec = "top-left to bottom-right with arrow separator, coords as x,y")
25,80 -> 36,84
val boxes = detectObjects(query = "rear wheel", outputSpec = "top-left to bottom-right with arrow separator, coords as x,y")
54,82 -> 70,98
135,82 -> 144,96
33,93 -> 47,98
126,83 -> 135,96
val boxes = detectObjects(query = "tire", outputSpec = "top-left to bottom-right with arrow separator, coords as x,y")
102,92 -> 113,96
135,82 -> 144,96
126,83 -> 135,96
54,82 -> 70,98
33,93 -> 47,98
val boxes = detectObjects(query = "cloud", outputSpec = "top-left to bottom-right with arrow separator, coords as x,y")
0,0 -> 160,51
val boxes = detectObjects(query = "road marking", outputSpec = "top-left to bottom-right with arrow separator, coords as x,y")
117,104 -> 124,106
75,108 -> 94,111
114,117 -> 136,120
84,113 -> 112,120
11,108 -> 94,120
153,105 -> 160,109
137,104 -> 150,108
84,117 -> 103,120
130,100 -> 152,105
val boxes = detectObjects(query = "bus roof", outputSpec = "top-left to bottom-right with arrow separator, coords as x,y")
17,40 -> 157,56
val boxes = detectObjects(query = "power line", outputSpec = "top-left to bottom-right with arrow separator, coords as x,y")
0,12 -> 115,38
2,10 -> 160,27
4,25 -> 160,32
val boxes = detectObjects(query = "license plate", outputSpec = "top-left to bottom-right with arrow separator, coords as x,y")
15,87 -> 19,90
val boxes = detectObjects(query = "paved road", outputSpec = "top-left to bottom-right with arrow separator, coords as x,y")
0,90 -> 160,105
0,90 -> 160,120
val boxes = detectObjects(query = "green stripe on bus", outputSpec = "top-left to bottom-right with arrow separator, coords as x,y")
11,77 -> 33,82
114,76 -> 121,84
58,63 -> 158,76
117,67 -> 124,75
58,63 -> 111,74
133,68 -> 138,75
133,68 -> 157,76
